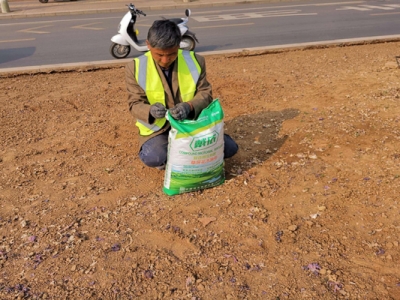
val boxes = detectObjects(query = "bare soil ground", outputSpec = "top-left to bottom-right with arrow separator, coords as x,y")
1,41 -> 400,300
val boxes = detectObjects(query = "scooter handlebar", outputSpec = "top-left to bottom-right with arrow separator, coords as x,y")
126,4 -> 146,16
137,9 -> 146,16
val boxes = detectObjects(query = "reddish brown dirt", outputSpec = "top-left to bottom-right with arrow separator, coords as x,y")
1,41 -> 400,299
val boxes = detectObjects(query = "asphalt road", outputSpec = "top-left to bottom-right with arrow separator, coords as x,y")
1,0 -> 400,68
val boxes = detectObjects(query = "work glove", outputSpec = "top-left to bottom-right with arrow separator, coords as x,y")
169,102 -> 192,120
149,103 -> 167,119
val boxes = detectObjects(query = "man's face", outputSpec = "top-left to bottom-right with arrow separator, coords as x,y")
146,42 -> 179,69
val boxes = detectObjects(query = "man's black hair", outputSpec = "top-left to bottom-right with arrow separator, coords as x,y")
147,20 -> 181,49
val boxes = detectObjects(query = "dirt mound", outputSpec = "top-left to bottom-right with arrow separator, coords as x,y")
1,41 -> 400,299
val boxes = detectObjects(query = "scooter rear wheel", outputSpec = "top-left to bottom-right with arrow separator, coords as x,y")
39,0 -> 49,3
180,36 -> 196,51
110,43 -> 131,59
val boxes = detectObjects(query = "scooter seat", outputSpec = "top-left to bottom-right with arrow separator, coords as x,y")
168,18 -> 184,25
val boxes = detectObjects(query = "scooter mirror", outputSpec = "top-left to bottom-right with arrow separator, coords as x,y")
185,9 -> 191,17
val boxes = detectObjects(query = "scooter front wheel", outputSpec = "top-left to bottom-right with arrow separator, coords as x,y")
110,43 -> 131,59
180,36 -> 196,51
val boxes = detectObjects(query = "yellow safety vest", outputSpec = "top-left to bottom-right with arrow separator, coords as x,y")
134,50 -> 201,136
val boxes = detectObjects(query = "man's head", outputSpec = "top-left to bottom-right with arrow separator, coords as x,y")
146,20 -> 181,69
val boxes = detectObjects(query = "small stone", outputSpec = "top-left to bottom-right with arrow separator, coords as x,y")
384,61 -> 398,69
319,268 -> 327,275
305,221 -> 314,227
71,265 -> 77,271
143,269 -> 154,279
198,217 -> 216,227
318,205 -> 326,211
328,274 -> 337,282
288,225 -> 298,232
197,284 -> 205,291
28,235 -> 37,243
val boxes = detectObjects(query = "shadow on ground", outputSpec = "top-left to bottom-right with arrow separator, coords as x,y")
0,47 -> 36,65
224,108 -> 299,178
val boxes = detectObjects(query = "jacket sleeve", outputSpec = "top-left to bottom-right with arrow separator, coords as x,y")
125,60 -> 154,124
189,54 -> 213,119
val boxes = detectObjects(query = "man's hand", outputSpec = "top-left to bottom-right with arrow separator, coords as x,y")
169,102 -> 192,120
149,103 -> 167,119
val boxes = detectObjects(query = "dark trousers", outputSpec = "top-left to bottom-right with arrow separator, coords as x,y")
139,131 -> 238,168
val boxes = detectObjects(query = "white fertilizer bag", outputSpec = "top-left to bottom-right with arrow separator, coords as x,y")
163,99 -> 225,196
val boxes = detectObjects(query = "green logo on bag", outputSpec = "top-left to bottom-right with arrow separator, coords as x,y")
191,131 -> 219,151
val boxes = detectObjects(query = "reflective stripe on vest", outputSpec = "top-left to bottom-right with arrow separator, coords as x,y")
178,50 -> 200,101
134,50 -> 201,136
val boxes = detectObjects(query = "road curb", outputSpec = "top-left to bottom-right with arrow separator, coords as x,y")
2,36 -> 400,76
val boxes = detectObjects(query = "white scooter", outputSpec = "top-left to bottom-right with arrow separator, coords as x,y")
110,3 -> 198,59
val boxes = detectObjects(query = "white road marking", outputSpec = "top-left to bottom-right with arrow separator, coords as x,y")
71,22 -> 104,30
193,10 -> 317,22
337,6 -> 371,11
189,1 -> 365,15
18,25 -> 52,34
360,5 -> 396,10
371,11 -> 400,16
337,4 -> 400,11
193,22 -> 254,29
0,16 -> 120,27
0,38 -> 35,43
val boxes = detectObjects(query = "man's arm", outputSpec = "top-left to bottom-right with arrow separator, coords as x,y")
125,61 -> 154,124
188,54 -> 213,118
